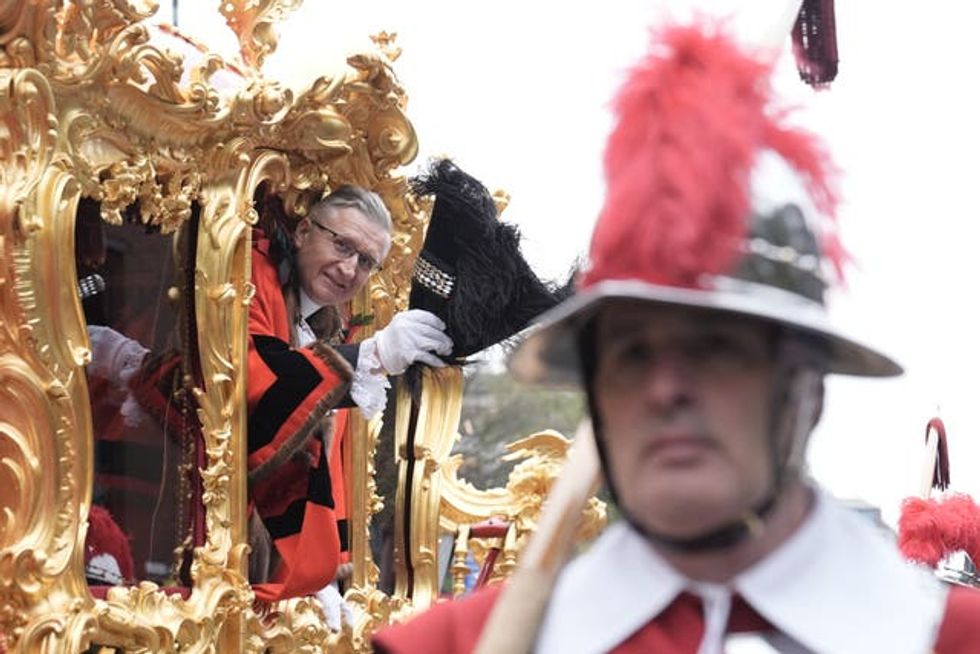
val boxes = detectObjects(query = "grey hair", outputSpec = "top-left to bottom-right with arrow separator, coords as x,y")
311,185 -> 393,233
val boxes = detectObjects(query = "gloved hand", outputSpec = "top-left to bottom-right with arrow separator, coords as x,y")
86,325 -> 150,390
315,582 -> 354,633
370,309 -> 453,375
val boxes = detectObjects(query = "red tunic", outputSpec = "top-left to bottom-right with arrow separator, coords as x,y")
247,233 -> 353,602
373,582 -> 980,653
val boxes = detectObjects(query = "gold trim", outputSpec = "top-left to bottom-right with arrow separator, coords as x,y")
400,366 -> 465,612
439,431 -> 607,578
220,0 -> 303,70
0,64 -> 96,652
1,2 -> 423,649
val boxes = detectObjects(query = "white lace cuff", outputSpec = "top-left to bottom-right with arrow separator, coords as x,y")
351,338 -> 390,419
120,394 -> 149,428
87,325 -> 150,389
115,340 -> 150,387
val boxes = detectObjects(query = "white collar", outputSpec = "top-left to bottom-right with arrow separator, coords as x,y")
536,520 -> 685,654
299,288 -> 322,320
536,489 -> 947,654
735,490 -> 947,654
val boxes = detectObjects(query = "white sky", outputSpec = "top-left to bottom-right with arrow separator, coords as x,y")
165,1 -> 980,526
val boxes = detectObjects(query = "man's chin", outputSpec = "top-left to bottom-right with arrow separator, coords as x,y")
639,514 -> 742,544
311,288 -> 345,306
629,490 -> 746,536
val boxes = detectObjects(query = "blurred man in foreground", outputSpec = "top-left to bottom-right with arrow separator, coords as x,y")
373,21 -> 980,654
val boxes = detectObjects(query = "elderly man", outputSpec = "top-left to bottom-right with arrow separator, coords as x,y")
373,23 -> 980,654
248,185 -> 451,602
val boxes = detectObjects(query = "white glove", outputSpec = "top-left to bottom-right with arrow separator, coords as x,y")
86,325 -> 150,390
351,345 -> 391,419
370,309 -> 453,375
314,582 -> 354,633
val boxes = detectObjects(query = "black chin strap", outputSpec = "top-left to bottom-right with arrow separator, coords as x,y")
629,491 -> 779,552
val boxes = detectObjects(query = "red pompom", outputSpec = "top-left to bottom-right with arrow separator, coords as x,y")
939,494 -> 980,564
86,505 -> 135,583
898,497 -> 946,566
898,494 -> 980,567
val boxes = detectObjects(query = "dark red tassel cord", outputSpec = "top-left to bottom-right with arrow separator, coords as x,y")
792,0 -> 839,88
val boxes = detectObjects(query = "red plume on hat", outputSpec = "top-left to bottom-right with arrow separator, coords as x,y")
583,23 -> 843,290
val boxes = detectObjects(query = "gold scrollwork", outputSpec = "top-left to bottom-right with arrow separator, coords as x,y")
387,366 -> 466,615
220,0 -> 303,70
0,360 -> 70,645
1,2 -> 607,651
0,59 -> 100,652
439,431 -> 607,575
0,69 -> 58,225
2,0 -> 428,649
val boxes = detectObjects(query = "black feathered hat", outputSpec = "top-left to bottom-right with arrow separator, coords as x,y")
409,159 -> 568,362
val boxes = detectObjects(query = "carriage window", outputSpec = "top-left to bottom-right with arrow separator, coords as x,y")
436,351 -> 586,596
77,198 -> 203,590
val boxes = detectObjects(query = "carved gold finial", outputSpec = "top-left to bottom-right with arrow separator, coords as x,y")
219,0 -> 303,70
370,31 -> 402,62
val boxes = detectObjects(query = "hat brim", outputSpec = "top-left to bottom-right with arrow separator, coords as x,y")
508,278 -> 902,385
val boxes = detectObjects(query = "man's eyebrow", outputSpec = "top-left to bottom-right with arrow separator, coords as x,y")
601,311 -> 743,335
599,314 -> 650,336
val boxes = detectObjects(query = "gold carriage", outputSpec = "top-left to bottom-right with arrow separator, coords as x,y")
0,1 -> 603,651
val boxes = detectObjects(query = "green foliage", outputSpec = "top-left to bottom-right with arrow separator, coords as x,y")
452,364 -> 586,489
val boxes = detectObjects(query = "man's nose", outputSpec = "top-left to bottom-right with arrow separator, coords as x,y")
337,254 -> 358,279
641,350 -> 695,411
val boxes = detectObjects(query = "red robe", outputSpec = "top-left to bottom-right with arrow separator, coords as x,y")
373,582 -> 980,653
248,233 -> 353,602
91,351 -> 199,584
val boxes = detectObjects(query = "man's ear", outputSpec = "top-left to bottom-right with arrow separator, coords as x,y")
782,368 -> 824,475
380,233 -> 393,261
293,217 -> 311,248
809,375 -> 826,432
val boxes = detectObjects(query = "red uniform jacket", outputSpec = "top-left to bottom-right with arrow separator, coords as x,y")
375,495 -> 980,654
373,582 -> 980,653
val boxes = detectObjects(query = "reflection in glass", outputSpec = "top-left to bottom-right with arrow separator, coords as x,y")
77,199 -> 202,589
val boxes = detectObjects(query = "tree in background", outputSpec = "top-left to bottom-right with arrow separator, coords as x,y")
453,360 -> 585,489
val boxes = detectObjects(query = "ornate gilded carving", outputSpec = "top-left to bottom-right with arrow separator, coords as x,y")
370,31 -> 402,64
0,69 -> 57,216
391,367 -> 466,612
0,0 -> 428,650
0,63 -> 98,652
440,431 -> 607,576
220,0 -> 303,70
1,2 -> 607,651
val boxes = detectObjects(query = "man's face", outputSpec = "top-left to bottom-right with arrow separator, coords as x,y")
293,205 -> 391,306
593,301 -> 775,541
